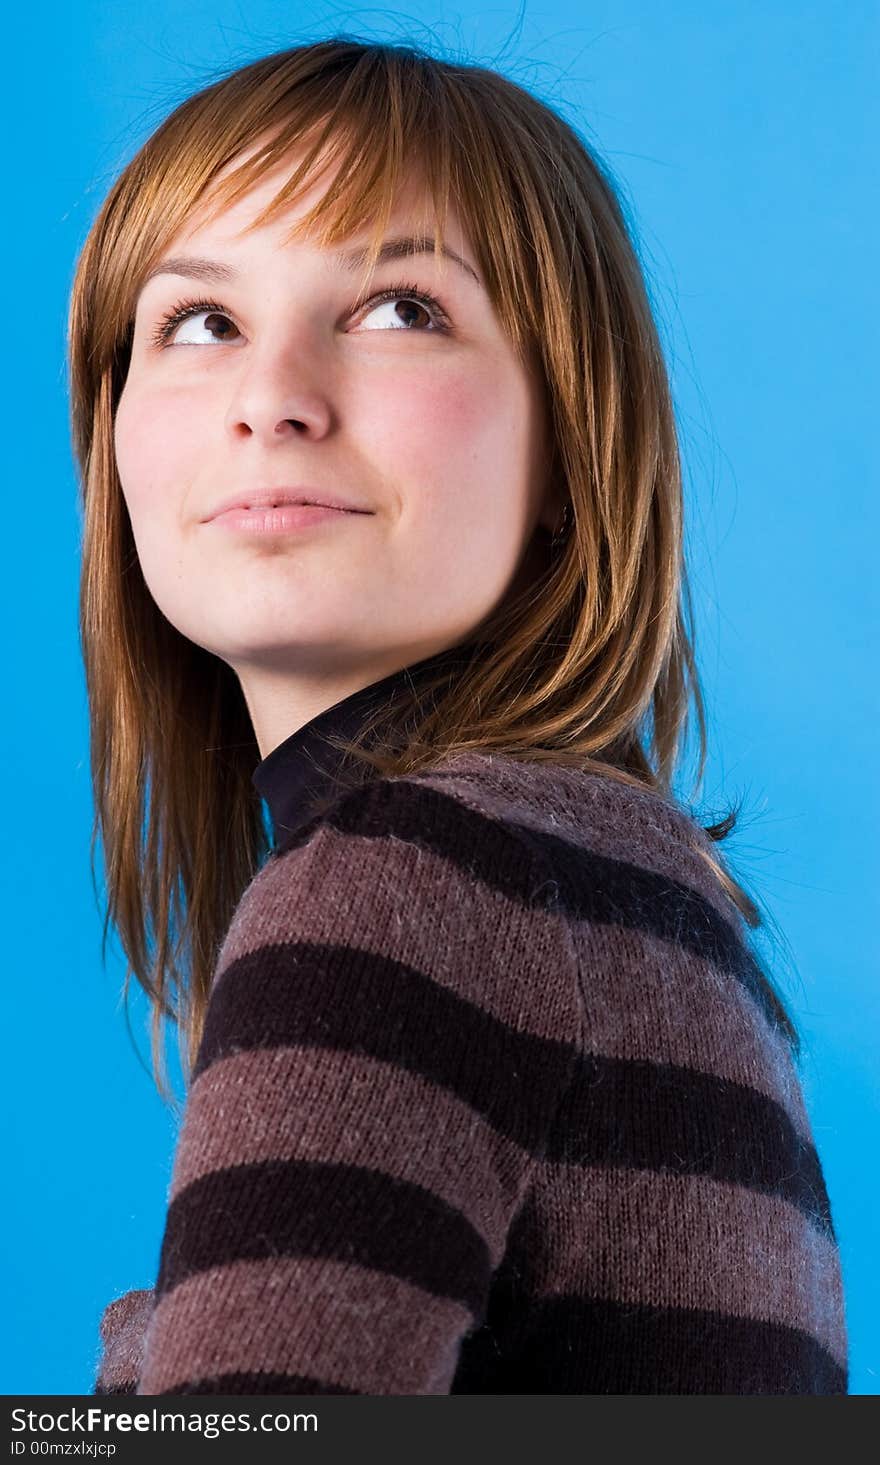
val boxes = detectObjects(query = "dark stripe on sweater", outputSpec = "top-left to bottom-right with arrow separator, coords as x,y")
193,941 -> 579,1151
155,1157 -> 491,1313
275,778 -> 784,1034
452,1294 -> 848,1395
553,1052 -> 835,1238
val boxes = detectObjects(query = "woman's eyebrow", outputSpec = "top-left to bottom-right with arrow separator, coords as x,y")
138,235 -> 483,297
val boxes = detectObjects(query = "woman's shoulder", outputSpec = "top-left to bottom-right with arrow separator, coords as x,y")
386,748 -> 737,920
255,746 -> 739,941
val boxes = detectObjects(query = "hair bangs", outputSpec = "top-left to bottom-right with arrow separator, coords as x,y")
131,52 -> 488,334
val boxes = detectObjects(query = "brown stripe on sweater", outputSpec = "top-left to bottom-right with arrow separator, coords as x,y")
138,1258 -> 470,1395
512,1162 -> 848,1371
552,1051 -> 834,1237
167,1045 -> 537,1265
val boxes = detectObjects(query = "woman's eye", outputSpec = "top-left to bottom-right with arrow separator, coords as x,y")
150,302 -> 239,349
151,286 -> 450,349
355,293 -> 444,331
177,310 -> 239,345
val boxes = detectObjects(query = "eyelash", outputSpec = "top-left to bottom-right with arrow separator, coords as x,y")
148,281 -> 453,348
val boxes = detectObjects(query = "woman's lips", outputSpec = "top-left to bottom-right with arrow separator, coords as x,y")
206,504 -> 365,534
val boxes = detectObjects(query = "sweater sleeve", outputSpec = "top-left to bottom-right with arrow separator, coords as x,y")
135,774 -> 583,1395
92,1288 -> 154,1394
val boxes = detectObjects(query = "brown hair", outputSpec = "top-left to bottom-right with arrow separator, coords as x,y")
67,38 -> 801,1109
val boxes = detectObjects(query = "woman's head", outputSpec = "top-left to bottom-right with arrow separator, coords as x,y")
68,38 -> 798,1099
113,132 -> 562,757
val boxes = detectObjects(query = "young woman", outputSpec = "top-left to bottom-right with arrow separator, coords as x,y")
71,38 -> 847,1395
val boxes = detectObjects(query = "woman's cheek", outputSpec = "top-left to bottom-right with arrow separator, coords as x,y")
115,382 -> 205,506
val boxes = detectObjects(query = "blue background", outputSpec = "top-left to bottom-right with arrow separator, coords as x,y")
3,1 -> 876,1395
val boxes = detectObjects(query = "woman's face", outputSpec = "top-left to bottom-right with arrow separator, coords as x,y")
114,142 -> 560,754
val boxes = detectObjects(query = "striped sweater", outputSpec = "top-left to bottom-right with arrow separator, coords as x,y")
92,652 -> 848,1395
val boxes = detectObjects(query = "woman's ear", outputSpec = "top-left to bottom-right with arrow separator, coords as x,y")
536,471 -> 568,537
534,432 -> 568,537
540,496 -> 569,537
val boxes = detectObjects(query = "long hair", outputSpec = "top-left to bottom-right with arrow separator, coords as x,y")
67,37 -> 801,1109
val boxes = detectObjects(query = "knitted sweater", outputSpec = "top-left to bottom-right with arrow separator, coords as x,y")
92,649 -> 848,1395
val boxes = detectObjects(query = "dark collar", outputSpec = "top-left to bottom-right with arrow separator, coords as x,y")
250,641 -> 478,846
